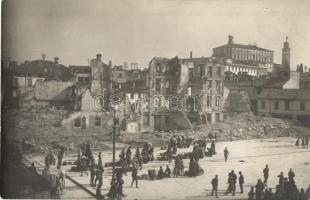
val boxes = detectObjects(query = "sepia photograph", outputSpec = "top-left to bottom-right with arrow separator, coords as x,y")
1,0 -> 310,199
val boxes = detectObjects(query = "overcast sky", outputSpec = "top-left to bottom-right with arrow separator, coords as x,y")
2,0 -> 310,69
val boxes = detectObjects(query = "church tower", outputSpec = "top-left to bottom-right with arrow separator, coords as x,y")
282,37 -> 290,72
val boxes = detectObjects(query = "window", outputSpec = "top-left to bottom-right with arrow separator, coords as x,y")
95,116 -> 101,126
27,78 -> 32,87
208,80 -> 212,90
165,80 -> 170,89
261,101 -> 266,110
200,65 -> 205,76
12,78 -> 18,87
285,100 -> 290,110
300,102 -> 306,111
215,81 -> 221,93
216,96 -> 220,107
187,86 -> 192,96
207,95 -> 212,107
138,93 -> 141,98
208,66 -> 213,77
85,77 -> 90,82
156,63 -> 161,73
78,77 -> 83,82
216,67 -> 221,77
74,117 -> 81,127
155,79 -> 161,92
130,94 -> 134,99
118,73 -> 123,78
274,101 -> 279,110
12,90 -> 17,97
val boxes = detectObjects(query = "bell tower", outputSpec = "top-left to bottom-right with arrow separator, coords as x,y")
282,36 -> 290,72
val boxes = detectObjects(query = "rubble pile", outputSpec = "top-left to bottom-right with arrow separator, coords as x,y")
3,109 -> 310,153
2,108 -> 113,153
120,112 -> 310,146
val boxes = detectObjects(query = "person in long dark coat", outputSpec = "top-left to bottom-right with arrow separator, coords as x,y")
211,175 -> 218,198
263,165 -> 269,185
224,147 -> 229,162
98,152 -> 102,168
131,164 -> 138,188
239,171 -> 244,193
296,137 -> 300,147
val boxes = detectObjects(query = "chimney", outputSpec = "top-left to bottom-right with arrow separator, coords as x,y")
228,35 -> 234,44
42,54 -> 46,61
190,51 -> 192,59
54,57 -> 59,64
109,60 -> 112,67
96,53 -> 102,61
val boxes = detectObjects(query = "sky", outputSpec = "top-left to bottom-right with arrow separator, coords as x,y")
2,0 -> 310,69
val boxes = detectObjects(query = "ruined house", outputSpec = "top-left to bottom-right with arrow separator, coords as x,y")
9,55 -> 71,108
34,80 -> 75,109
180,54 -> 225,124
62,54 -> 115,130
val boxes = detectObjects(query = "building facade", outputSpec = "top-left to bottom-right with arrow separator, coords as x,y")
257,88 -> 310,126
213,35 -> 273,76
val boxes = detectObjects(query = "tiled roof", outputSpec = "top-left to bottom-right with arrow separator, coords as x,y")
35,81 -> 75,101
257,88 -> 310,100
214,43 -> 273,52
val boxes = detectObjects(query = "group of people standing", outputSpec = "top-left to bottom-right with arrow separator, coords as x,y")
295,136 -> 309,148
248,168 -> 309,200
210,170 -> 244,198
41,146 -> 66,197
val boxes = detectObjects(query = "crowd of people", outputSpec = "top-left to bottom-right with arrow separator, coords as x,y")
27,136 -> 309,199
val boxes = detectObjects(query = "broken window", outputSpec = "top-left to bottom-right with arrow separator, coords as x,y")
155,79 -> 161,92
200,65 -> 205,76
274,101 -> 279,110
300,102 -> 305,111
207,95 -> 212,107
216,67 -> 221,77
285,100 -> 290,110
188,86 -> 192,96
156,63 -> 161,73
12,78 -> 18,87
74,117 -> 81,127
208,80 -> 213,90
215,80 -> 221,94
261,100 -> 266,110
95,116 -> 101,126
216,96 -> 220,107
27,78 -> 32,87
208,66 -> 213,77
165,80 -> 170,89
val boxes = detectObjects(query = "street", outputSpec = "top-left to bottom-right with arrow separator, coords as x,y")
26,137 -> 310,199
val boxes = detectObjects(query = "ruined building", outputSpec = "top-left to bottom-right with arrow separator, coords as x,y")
62,54 -> 114,129
147,54 -> 226,131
